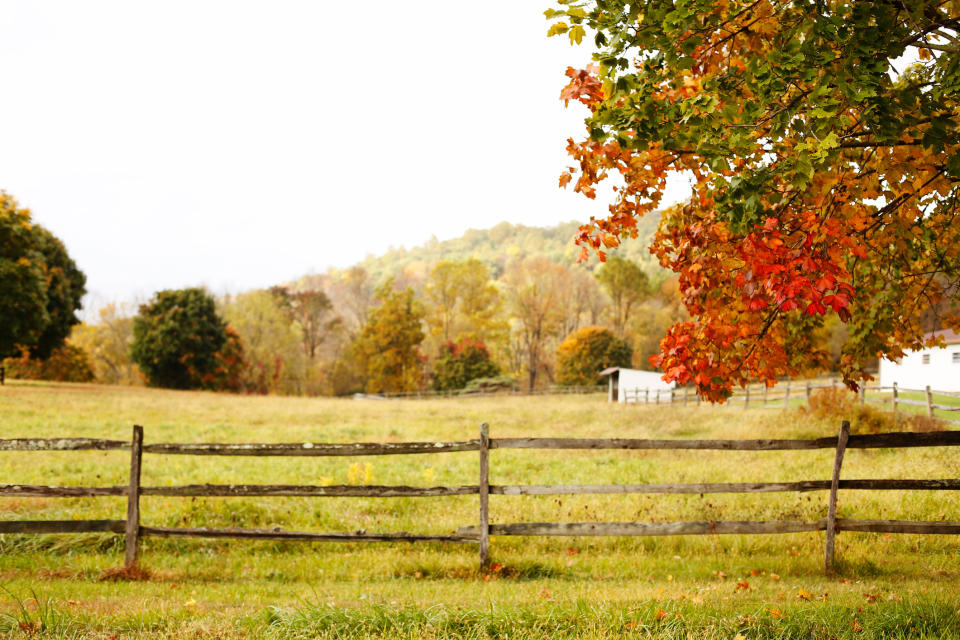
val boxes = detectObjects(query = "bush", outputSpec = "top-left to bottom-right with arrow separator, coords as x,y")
432,337 -> 500,391
803,387 -> 946,434
3,343 -> 95,383
463,374 -> 518,393
555,326 -> 632,387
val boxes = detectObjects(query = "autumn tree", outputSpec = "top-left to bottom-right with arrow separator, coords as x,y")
424,259 -> 505,346
594,255 -> 650,338
70,302 -> 142,385
502,258 -> 568,391
270,286 -> 341,362
550,0 -> 960,400
0,192 -> 86,359
556,326 -> 632,386
222,289 -> 305,394
131,288 -> 227,389
432,337 -> 500,391
353,282 -> 426,393
556,266 -> 608,338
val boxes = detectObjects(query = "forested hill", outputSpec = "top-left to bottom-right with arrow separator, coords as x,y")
294,214 -> 665,288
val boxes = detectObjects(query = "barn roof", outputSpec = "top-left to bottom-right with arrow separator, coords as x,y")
925,329 -> 960,345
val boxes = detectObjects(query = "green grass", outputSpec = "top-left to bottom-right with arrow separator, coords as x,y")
1,380 -> 958,638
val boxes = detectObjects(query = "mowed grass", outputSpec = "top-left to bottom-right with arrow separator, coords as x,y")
1,380 -> 958,638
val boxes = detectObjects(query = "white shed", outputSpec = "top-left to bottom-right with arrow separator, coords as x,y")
600,367 -> 675,403
879,329 -> 960,392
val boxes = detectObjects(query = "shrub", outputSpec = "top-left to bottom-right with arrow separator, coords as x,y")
432,337 -> 500,391
463,374 -> 518,393
555,326 -> 632,387
803,386 -> 946,434
2,343 -> 95,383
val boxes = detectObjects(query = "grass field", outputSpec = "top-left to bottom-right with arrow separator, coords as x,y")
1,380 -> 959,638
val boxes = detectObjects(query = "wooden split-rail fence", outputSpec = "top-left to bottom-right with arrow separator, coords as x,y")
3,424 -> 960,574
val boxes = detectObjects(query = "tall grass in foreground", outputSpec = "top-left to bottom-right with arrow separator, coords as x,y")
263,598 -> 960,640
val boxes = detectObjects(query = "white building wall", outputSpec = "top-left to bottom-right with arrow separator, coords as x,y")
617,369 -> 675,403
879,344 -> 960,392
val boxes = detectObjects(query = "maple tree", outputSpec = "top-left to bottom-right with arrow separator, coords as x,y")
550,0 -> 960,400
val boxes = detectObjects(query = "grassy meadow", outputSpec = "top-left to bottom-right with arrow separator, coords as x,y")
1,380 -> 959,638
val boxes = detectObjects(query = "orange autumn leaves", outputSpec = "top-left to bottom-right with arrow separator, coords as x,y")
550,0 -> 960,401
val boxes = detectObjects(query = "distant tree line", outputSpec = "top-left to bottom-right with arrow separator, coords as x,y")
2,190 -> 856,394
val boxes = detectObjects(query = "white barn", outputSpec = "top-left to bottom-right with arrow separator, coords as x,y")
879,329 -> 960,392
600,367 -> 675,403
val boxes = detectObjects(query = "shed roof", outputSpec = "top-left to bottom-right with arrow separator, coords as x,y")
925,329 -> 960,345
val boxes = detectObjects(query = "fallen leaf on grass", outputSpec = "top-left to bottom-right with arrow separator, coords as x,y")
654,608 -> 668,621
714,571 -> 727,579
852,619 -> 863,633
797,589 -> 813,600
750,569 -> 762,576
769,573 -> 780,581
566,547 -> 579,556
735,581 -> 750,591
768,608 -> 784,620
184,599 -> 196,608
539,587 -> 552,600
864,593 -> 879,603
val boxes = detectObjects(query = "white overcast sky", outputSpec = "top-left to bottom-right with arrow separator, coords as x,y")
1,1 -> 690,311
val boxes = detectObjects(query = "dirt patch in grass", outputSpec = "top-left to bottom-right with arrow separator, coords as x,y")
99,564 -> 154,582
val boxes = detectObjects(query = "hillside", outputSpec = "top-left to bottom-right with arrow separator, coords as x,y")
295,214 -> 665,288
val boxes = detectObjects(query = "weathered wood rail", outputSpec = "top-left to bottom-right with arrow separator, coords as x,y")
2,422 -> 960,574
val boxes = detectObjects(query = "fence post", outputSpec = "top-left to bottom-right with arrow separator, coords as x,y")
0,365 -> 4,385
762,385 -> 768,405
656,389 -> 661,404
683,386 -> 688,406
892,382 -> 898,415
125,425 -> 144,567
743,386 -> 750,410
806,381 -> 812,405
859,385 -> 865,406
479,422 -> 490,570
926,386 -> 934,418
645,388 -> 650,404
825,420 -> 850,574
783,380 -> 791,409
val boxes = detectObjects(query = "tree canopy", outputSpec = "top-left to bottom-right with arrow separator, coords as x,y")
130,288 -> 228,389
556,325 -> 633,386
0,192 -> 86,359
550,0 -> 960,400
353,282 -> 426,393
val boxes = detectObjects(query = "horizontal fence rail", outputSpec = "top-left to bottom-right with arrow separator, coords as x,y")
621,381 -> 960,425
2,423 -> 960,574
